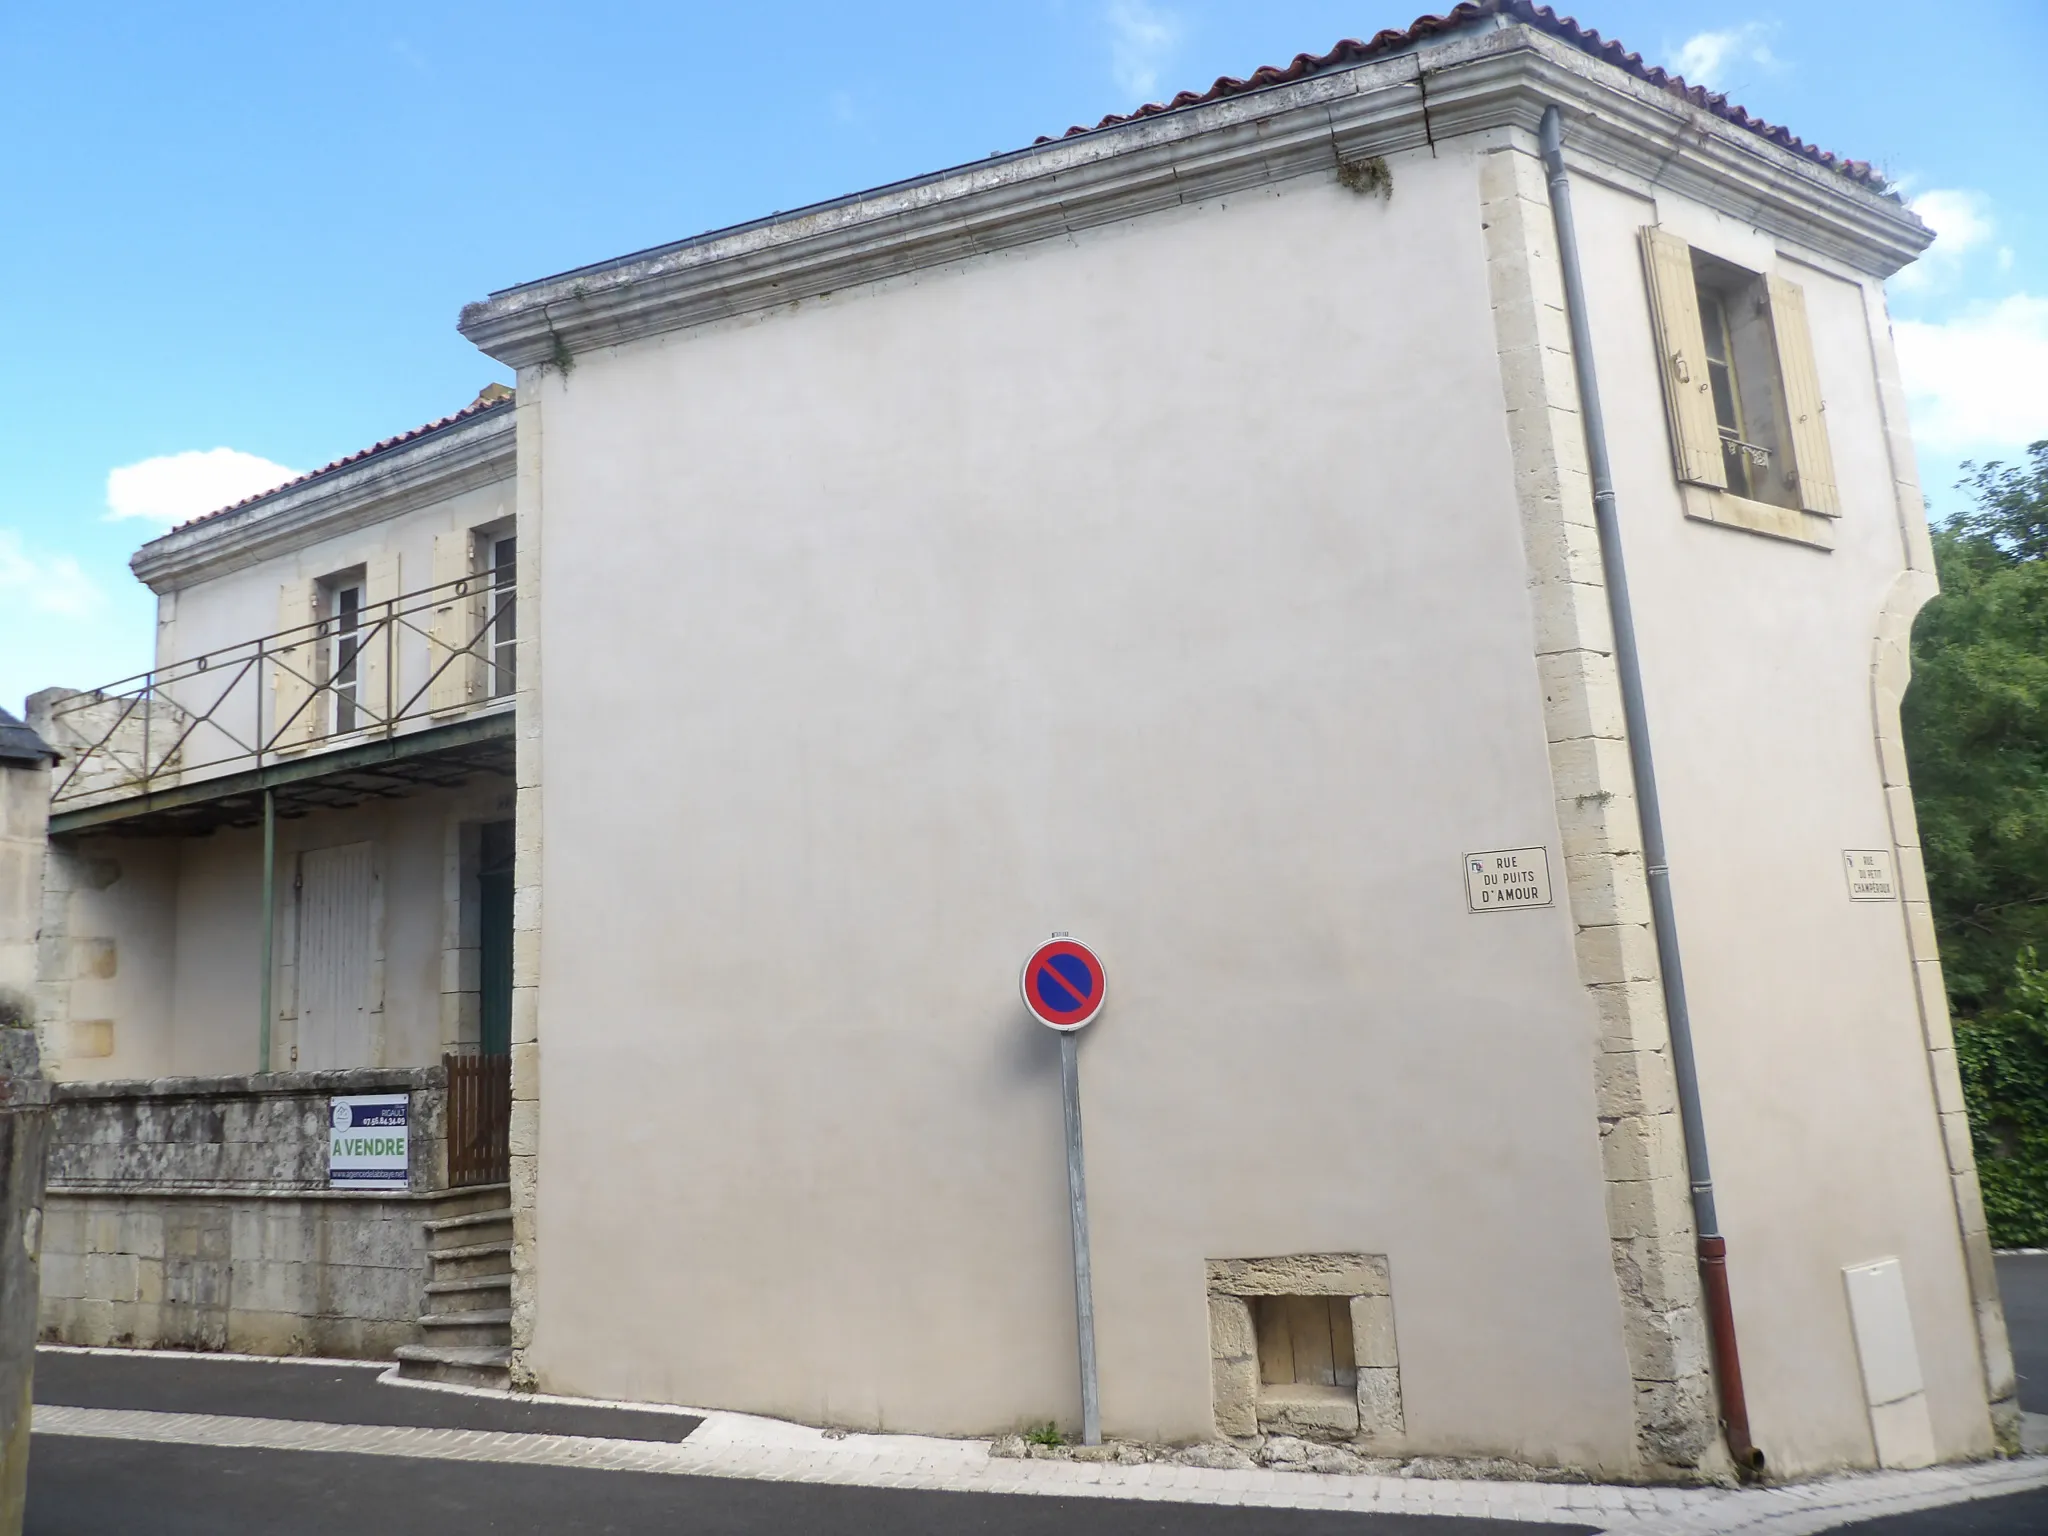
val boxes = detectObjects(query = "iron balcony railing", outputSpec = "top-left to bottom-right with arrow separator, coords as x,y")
43,569 -> 514,811
1718,428 -> 1772,470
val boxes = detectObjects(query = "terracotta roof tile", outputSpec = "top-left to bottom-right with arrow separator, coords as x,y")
1041,1 -> 1887,192
162,387 -> 515,537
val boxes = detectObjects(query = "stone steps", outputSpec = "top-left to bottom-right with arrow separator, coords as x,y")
419,1307 -> 513,1349
392,1343 -> 512,1389
397,1203 -> 514,1388
425,1207 -> 513,1249
424,1274 -> 511,1313
430,1238 -> 513,1282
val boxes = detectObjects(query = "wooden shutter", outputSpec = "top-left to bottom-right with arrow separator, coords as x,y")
271,581 -> 320,751
428,531 -> 481,715
1639,227 -> 1727,489
298,842 -> 375,1071
1765,274 -> 1841,516
357,551 -> 400,729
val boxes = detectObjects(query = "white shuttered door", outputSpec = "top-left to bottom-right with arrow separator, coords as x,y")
298,843 -> 374,1070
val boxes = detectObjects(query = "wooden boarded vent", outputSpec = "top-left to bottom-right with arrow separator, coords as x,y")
1206,1254 -> 1403,1447
1253,1296 -> 1359,1390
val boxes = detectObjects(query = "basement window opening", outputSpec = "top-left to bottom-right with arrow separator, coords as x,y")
1253,1295 -> 1358,1419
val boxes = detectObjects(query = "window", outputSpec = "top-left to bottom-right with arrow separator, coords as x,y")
1640,227 -> 1840,543
1694,256 -> 1791,504
326,578 -> 364,734
489,535 -> 516,698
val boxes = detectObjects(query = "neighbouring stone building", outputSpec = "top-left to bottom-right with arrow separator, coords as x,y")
24,1 -> 2017,1486
30,389 -> 520,1380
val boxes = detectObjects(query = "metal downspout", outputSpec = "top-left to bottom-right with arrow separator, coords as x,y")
1538,104 -> 1763,1475
259,788 -> 275,1073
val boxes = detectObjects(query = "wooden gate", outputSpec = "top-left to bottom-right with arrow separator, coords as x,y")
445,1051 -> 511,1188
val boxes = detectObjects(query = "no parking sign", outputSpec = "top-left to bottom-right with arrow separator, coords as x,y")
1022,932 -> 1107,1446
1021,938 -> 1107,1031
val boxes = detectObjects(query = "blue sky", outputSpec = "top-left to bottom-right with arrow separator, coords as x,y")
3,2 -> 2043,715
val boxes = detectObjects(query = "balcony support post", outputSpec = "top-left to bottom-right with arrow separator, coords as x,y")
259,787 -> 275,1073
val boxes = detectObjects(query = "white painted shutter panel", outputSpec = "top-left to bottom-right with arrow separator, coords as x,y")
1638,227 -> 1727,489
298,843 -> 374,1070
271,581 -> 321,751
357,551 -> 400,729
1765,274 -> 1841,516
428,531 -> 480,715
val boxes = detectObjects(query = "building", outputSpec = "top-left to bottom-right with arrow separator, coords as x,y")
26,1 -> 2016,1484
32,387 -> 519,1364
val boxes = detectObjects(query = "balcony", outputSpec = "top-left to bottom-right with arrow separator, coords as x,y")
36,570 -> 515,838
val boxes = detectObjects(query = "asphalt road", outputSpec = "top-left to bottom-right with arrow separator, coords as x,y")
26,1438 -> 1543,1536
32,1350 -> 700,1441
22,1254 -> 2048,1534
1830,1488 -> 2048,1534
1993,1253 -> 2048,1413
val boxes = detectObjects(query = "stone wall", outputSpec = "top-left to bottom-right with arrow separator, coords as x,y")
38,1067 -> 497,1359
27,689 -> 186,814
48,1067 -> 446,1193
0,721 -> 49,1038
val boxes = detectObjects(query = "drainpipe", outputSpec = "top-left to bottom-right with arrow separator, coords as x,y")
1538,104 -> 1763,1476
259,787 -> 275,1073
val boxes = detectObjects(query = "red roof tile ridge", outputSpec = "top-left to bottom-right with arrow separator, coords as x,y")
1038,1 -> 1886,191
161,391 -> 516,537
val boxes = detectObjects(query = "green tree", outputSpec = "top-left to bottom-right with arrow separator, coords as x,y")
1953,950 -> 2048,1246
1905,441 -> 2048,1243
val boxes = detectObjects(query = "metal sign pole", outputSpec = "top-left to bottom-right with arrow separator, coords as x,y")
1058,1028 -> 1102,1446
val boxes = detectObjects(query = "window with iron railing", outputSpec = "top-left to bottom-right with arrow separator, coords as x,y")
40,565 -> 516,812
1640,226 -> 1842,532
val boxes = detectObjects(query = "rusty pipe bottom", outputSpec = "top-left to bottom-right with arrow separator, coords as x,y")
1698,1235 -> 1765,1476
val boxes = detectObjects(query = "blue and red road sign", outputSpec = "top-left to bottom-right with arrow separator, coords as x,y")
1021,938 -> 1107,1031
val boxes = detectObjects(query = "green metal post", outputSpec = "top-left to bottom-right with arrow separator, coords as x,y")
259,788 -> 275,1073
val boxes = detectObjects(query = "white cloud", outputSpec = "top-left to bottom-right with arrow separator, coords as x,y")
1911,189 -> 1995,255
1107,0 -> 1181,99
105,448 -> 301,527
0,531 -> 103,620
1671,23 -> 1784,91
1892,188 -> 1997,293
1893,294 -> 2048,455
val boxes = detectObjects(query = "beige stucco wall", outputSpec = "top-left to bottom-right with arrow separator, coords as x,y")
519,145 -> 1647,1460
0,758 -> 51,1026
155,477 -> 513,669
1564,173 -> 1992,1472
46,777 -> 509,1082
44,838 -> 178,1080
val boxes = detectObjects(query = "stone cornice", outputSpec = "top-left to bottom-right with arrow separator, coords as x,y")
130,407 -> 516,593
458,21 -> 1927,370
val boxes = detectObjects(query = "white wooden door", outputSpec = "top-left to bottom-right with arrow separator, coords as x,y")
298,843 -> 374,1070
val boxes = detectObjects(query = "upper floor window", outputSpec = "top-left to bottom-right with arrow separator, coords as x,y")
489,535 -> 516,698
324,575 -> 364,734
1640,227 -> 1841,542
